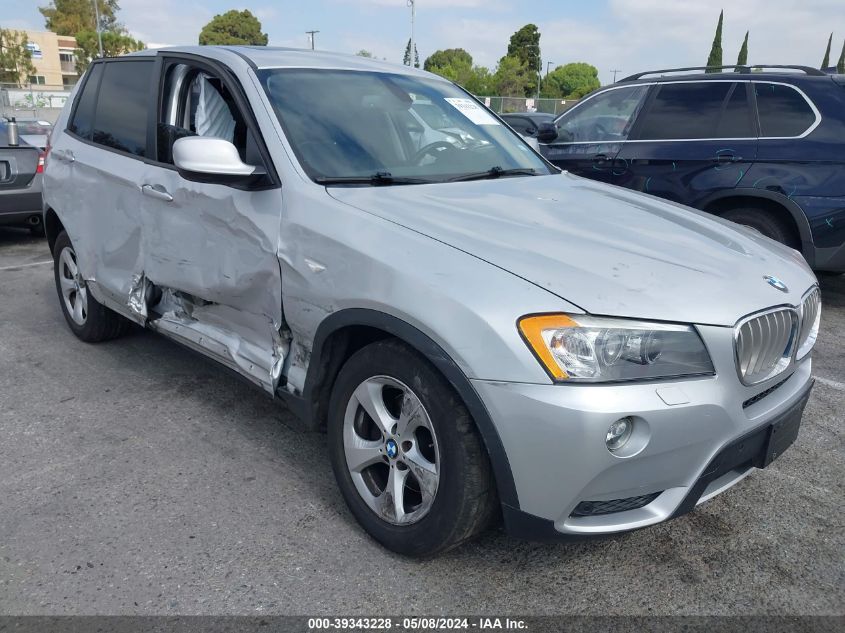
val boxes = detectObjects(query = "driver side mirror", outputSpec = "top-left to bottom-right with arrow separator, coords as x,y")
536,122 -> 559,144
173,136 -> 265,186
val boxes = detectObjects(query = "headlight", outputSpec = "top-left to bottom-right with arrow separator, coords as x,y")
518,314 -> 714,383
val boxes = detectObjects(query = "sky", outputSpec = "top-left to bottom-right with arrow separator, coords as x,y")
3,0 -> 845,85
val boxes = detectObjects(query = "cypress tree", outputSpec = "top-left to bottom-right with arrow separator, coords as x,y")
821,33 -> 832,69
735,31 -> 749,70
705,10 -> 724,73
836,39 -> 844,74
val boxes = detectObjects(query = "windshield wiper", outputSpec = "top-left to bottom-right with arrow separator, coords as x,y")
447,166 -> 539,182
314,172 -> 433,186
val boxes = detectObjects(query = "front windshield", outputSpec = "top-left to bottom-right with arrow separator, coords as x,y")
258,68 -> 552,183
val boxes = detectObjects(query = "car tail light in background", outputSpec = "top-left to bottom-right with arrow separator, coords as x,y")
37,151 -> 45,174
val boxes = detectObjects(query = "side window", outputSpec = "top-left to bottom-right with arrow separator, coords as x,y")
91,60 -> 154,156
68,63 -> 104,139
755,83 -> 816,137
635,82 -> 735,140
158,63 -> 253,165
554,85 -> 649,143
717,84 -> 754,137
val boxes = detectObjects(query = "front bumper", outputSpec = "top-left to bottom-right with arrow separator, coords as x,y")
473,323 -> 815,539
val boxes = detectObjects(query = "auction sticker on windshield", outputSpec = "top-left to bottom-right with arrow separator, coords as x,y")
444,98 -> 500,125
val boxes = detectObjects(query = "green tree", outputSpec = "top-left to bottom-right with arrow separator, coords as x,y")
507,24 -> 541,96
423,48 -> 492,94
74,29 -> 143,72
199,10 -> 268,46
705,9 -> 723,72
39,0 -> 120,36
837,39 -> 845,74
508,24 -> 541,69
541,62 -> 600,99
424,48 -> 472,72
356,49 -> 373,58
0,29 -> 37,85
403,38 -> 419,68
39,0 -> 142,72
736,31 -> 748,69
821,33 -> 832,68
463,67 -> 494,95
493,55 -> 534,98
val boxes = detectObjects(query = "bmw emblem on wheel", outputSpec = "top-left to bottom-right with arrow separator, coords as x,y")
764,275 -> 789,293
385,438 -> 398,459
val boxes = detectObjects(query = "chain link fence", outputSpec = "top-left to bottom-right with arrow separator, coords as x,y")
479,96 -> 580,116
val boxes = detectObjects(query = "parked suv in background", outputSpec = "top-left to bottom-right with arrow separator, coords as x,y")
43,48 -> 820,556
541,65 -> 845,272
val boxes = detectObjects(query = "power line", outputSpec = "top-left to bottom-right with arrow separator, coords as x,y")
610,68 -> 621,82
306,30 -> 319,50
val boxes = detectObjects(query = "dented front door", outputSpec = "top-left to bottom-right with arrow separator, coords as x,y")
136,163 -> 285,391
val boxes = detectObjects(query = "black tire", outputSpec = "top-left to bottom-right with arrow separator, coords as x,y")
721,207 -> 799,249
53,230 -> 130,343
328,340 -> 497,557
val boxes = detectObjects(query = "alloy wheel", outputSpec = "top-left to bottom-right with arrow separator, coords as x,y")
342,375 -> 440,525
58,246 -> 87,326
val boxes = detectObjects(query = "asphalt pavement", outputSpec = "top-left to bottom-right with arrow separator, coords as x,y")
0,226 -> 842,616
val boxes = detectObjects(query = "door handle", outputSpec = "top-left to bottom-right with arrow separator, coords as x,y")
53,149 -> 74,162
141,184 -> 173,202
713,152 -> 741,164
592,153 -> 610,163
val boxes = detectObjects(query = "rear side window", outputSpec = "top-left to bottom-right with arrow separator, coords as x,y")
91,60 -> 154,157
716,84 -> 754,137
636,82 -> 754,140
68,63 -> 104,139
755,83 -> 816,137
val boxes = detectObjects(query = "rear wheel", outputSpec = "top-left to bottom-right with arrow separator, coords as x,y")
328,340 -> 497,556
53,231 -> 130,342
721,207 -> 799,249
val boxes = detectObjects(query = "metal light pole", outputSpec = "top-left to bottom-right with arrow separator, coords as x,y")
306,30 -> 319,50
546,61 -> 554,76
92,0 -> 104,58
407,0 -> 415,67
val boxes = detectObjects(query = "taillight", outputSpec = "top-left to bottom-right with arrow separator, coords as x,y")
37,151 -> 45,174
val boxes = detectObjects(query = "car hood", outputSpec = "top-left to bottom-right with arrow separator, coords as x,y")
327,173 -> 817,326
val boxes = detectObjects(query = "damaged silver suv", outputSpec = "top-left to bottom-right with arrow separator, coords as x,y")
43,47 -> 821,556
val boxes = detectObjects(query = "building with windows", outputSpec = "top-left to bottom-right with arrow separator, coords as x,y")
23,30 -> 79,88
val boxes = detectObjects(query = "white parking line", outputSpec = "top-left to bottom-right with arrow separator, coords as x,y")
0,260 -> 53,272
813,375 -> 845,391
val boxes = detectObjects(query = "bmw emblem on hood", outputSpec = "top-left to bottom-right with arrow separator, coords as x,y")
764,275 -> 788,293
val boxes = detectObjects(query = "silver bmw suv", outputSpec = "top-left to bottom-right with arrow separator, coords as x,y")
43,47 -> 820,556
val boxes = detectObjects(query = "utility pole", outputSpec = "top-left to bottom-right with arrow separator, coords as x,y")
546,61 -> 554,76
610,68 -> 621,83
306,30 -> 319,50
92,0 -> 104,58
407,0 -> 415,68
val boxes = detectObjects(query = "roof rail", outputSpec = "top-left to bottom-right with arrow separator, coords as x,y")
620,65 -> 827,81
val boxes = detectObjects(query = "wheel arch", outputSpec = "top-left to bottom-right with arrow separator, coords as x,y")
291,308 -> 520,509
701,189 -> 814,261
43,207 -> 65,255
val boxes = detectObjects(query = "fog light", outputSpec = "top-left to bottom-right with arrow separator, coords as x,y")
606,417 -> 633,452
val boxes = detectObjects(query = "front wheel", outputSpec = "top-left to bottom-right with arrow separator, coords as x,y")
328,340 -> 497,556
721,207 -> 799,249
